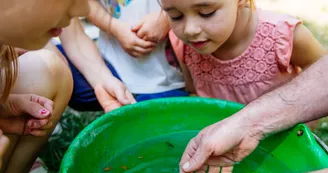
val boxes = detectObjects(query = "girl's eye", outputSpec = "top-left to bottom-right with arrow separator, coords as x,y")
170,15 -> 183,21
199,10 -> 216,18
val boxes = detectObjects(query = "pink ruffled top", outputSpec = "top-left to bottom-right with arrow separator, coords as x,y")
170,10 -> 302,104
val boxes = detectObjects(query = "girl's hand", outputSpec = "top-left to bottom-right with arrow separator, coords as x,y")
0,94 -> 54,136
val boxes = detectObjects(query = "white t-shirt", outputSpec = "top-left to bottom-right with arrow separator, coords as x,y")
97,0 -> 185,94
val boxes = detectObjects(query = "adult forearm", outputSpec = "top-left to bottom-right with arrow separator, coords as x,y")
238,55 -> 328,137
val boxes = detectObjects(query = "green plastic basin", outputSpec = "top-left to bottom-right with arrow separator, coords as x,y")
60,97 -> 328,173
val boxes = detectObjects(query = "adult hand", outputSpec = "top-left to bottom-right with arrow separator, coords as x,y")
180,117 -> 262,172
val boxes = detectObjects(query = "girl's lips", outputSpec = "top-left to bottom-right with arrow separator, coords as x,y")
189,40 -> 209,49
49,28 -> 63,37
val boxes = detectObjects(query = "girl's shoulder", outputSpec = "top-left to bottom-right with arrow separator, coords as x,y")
257,9 -> 301,26
254,9 -> 302,73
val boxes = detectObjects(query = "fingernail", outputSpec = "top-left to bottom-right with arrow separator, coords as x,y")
34,121 -> 40,128
28,122 -> 34,128
182,162 -> 190,170
40,109 -> 49,116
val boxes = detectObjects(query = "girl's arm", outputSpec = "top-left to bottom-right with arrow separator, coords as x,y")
87,0 -> 120,36
291,24 -> 326,68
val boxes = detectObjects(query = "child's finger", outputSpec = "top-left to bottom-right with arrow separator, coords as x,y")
27,119 -> 55,135
134,38 -> 156,48
108,86 -> 131,105
133,46 -> 154,55
136,29 -> 147,40
29,95 -> 54,114
20,100 -> 51,119
95,85 -> 122,112
27,119 -> 49,129
125,90 -> 137,104
43,102 -> 54,115
28,129 -> 47,137
129,51 -> 142,58
142,35 -> 148,41
131,21 -> 143,32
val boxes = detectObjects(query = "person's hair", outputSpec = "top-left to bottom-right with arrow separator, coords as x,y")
249,0 -> 256,10
247,0 -> 256,28
0,45 -> 18,102
157,0 -> 256,10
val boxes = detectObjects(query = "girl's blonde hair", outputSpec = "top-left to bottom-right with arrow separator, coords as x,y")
0,45 -> 18,102
249,0 -> 256,10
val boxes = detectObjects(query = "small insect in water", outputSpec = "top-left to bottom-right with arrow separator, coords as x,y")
138,156 -> 143,159
104,167 -> 112,171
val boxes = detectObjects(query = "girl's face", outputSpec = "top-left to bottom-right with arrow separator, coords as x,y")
0,0 -> 90,50
162,0 -> 240,54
